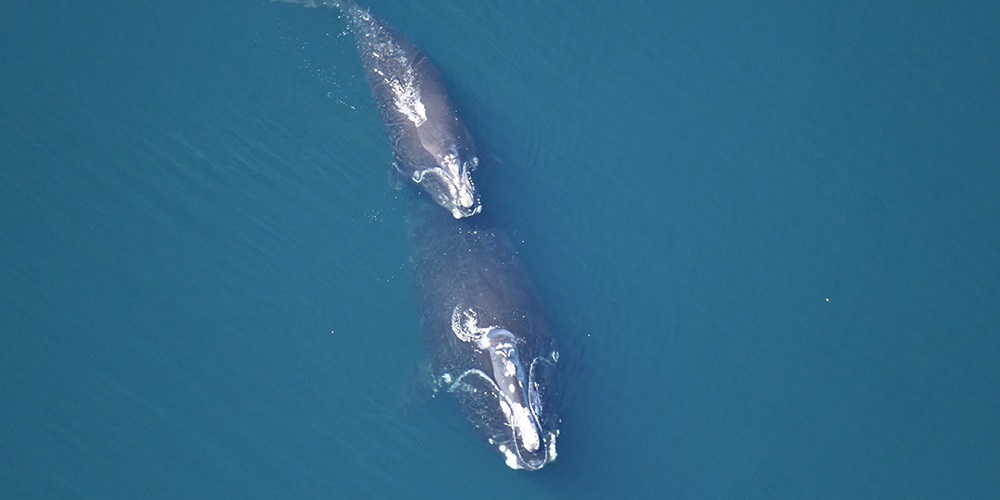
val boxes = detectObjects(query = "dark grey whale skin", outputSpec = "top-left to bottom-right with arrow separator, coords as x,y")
408,195 -> 560,470
341,1 -> 482,219
275,1 -> 481,218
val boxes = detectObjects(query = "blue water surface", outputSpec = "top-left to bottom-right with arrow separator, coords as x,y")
2,0 -> 998,497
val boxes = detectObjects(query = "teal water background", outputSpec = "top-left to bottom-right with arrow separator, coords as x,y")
2,0 -> 998,497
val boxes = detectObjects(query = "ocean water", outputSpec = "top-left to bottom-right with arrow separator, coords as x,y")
2,0 -> 999,497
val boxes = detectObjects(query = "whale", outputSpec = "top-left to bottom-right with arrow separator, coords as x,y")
408,194 -> 560,470
276,0 -> 482,218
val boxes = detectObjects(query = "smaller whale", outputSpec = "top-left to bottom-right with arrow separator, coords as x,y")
276,0 -> 482,218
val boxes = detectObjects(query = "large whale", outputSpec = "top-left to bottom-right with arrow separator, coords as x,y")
276,0 -> 482,218
408,195 -> 560,470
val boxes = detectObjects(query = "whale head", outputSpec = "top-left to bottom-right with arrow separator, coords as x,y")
482,328 -> 559,471
412,151 -> 481,219
447,308 -> 559,470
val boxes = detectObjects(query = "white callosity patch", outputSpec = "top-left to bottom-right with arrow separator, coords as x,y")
440,153 -> 477,212
502,446 -> 521,469
516,410 -> 541,453
505,387 -> 540,453
504,360 -> 516,377
498,400 -> 511,418
412,151 -> 479,218
488,332 -> 541,453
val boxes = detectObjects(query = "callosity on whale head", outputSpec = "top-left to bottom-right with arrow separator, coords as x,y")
446,308 -> 560,470
483,328 -> 558,470
411,150 -> 480,219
